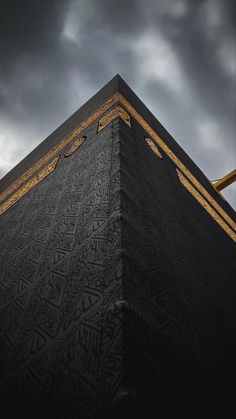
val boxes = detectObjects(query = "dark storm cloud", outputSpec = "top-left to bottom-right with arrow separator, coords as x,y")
1,1 -> 66,59
0,0 -> 235,207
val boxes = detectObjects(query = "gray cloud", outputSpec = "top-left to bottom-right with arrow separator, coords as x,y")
0,0 -> 235,208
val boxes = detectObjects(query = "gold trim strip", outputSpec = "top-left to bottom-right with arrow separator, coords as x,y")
0,91 -> 235,233
65,136 -> 86,157
145,137 -> 162,159
0,93 -> 120,204
177,169 -> 236,243
0,157 -> 59,216
97,105 -> 131,132
117,94 -> 236,232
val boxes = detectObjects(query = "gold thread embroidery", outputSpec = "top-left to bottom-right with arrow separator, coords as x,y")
176,169 -> 236,243
117,94 -> 236,232
0,157 -> 59,216
97,105 -> 131,132
145,138 -> 162,158
0,91 -> 235,235
65,137 -> 86,157
0,93 -> 120,205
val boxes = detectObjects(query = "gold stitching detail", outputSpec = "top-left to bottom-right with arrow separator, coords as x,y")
65,137 -> 86,157
0,91 -> 235,235
97,106 -> 131,132
145,138 -> 162,158
117,93 -> 236,232
176,169 -> 236,242
0,93 -> 120,204
0,157 -> 59,216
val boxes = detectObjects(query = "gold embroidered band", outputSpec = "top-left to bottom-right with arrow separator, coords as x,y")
177,169 -> 236,242
0,93 -> 121,205
0,157 -> 59,216
65,137 -> 86,157
118,94 -> 236,233
145,138 -> 162,158
0,92 -> 235,239
97,105 -> 131,132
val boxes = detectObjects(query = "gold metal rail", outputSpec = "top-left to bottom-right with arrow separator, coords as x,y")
213,169 -> 236,192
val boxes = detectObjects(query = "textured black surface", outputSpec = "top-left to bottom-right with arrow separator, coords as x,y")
0,76 -> 119,194
0,76 -> 236,418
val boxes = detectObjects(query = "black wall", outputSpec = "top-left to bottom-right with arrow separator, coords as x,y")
0,76 -> 236,418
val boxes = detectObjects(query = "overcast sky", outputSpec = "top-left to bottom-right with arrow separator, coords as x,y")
0,0 -> 235,208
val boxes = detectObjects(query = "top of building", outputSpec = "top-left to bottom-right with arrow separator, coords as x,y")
0,74 -> 235,228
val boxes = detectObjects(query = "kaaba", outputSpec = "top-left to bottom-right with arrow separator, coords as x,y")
0,75 -> 235,418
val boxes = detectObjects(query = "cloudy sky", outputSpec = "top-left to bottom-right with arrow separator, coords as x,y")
0,0 -> 235,208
